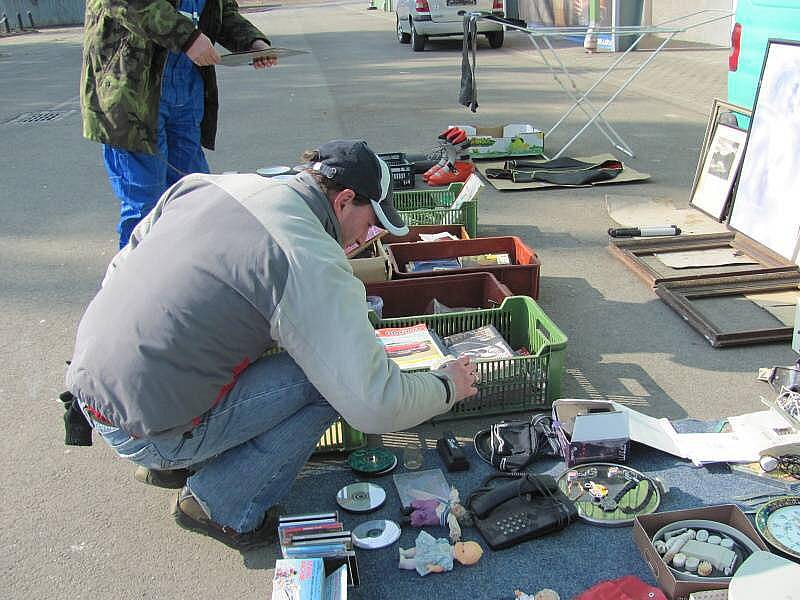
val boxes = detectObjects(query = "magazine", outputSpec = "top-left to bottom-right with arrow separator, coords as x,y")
443,324 -> 515,361
271,558 -> 348,600
344,226 -> 387,258
375,323 -> 447,370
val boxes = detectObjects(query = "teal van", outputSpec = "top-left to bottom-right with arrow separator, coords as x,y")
728,0 -> 800,111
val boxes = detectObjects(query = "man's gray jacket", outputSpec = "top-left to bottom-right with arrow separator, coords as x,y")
66,172 -> 454,439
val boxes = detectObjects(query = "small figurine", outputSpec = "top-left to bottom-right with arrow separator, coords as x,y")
398,531 -> 483,576
400,487 -> 472,542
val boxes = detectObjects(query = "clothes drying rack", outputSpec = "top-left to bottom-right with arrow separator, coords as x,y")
469,10 -> 733,159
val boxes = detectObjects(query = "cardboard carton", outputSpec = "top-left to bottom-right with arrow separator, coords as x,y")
632,505 -> 768,600
349,240 -> 390,284
455,123 -> 544,157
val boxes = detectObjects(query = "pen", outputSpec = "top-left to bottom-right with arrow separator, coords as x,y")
608,225 -> 682,238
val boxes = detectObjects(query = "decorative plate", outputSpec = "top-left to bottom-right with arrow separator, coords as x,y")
754,495 -> 800,559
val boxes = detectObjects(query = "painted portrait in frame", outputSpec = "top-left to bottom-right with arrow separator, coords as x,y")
729,39 -> 800,263
690,123 -> 748,220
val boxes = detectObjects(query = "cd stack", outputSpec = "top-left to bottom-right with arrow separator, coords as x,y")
277,512 -> 359,588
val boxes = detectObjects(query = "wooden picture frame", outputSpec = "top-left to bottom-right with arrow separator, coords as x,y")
689,123 -> 748,221
689,98 -> 751,208
656,272 -> 800,347
728,39 -> 800,263
608,232 -> 799,288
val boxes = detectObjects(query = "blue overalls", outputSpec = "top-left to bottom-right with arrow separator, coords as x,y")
102,0 -> 210,248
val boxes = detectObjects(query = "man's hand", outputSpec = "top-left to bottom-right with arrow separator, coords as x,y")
186,33 -> 221,67
435,356 -> 479,403
250,39 -> 277,69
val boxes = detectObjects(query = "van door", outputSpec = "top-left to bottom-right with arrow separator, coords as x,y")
728,0 -> 800,111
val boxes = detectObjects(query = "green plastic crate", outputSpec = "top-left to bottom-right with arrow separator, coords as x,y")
315,418 -> 367,454
375,296 -> 567,420
393,182 -> 478,238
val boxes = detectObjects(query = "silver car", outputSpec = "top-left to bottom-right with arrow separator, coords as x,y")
395,0 -> 505,52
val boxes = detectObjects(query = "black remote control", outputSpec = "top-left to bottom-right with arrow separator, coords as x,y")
437,431 -> 469,471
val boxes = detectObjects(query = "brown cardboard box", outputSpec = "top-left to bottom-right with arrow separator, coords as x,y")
349,239 -> 390,284
632,505 -> 768,600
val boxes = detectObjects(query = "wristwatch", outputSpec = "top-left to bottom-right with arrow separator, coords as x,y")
432,372 -> 452,404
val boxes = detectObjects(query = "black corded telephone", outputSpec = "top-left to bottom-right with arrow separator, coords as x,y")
466,473 -> 578,550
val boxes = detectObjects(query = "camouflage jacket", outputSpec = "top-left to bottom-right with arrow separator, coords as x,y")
80,0 -> 267,154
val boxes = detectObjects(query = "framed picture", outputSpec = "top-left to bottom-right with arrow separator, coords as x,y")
656,272 -> 800,347
729,39 -> 800,263
689,122 -> 748,221
689,98 -> 752,210
608,232 -> 798,288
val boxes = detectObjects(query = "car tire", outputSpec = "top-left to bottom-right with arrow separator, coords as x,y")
486,29 -> 504,49
411,24 -> 426,52
396,15 -> 411,44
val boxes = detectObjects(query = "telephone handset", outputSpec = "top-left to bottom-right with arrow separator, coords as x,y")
466,473 -> 578,550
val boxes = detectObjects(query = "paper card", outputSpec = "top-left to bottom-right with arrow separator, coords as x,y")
654,248 -> 758,269
218,46 -> 308,66
451,173 -> 484,210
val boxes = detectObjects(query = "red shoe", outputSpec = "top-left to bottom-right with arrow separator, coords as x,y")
427,161 -> 474,186
423,163 -> 445,181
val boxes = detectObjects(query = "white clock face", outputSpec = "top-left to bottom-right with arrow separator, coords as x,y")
766,505 -> 800,552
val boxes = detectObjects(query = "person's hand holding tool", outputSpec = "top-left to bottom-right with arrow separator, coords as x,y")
186,33 -> 221,67
250,39 -> 277,69
435,356 -> 479,403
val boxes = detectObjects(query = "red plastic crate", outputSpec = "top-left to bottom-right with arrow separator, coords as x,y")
386,236 -> 541,299
383,224 -> 471,245
365,272 -> 512,318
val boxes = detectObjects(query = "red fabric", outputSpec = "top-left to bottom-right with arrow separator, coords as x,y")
190,356 -> 251,428
573,576 -> 667,600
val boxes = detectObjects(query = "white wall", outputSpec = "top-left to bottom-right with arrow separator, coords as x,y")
643,0 -> 734,47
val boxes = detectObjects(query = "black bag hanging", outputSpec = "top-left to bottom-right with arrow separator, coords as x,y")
473,413 -> 561,472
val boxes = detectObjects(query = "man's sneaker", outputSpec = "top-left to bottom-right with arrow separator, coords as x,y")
134,466 -> 189,489
172,486 -> 282,551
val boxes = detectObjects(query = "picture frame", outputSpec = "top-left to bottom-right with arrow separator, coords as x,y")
689,98 -> 752,211
655,272 -> 800,347
689,122 -> 748,221
607,232 -> 799,288
728,39 -> 800,263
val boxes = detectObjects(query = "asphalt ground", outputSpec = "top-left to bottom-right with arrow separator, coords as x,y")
0,2 -> 797,598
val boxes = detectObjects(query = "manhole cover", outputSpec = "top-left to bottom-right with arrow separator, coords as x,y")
4,110 -> 75,126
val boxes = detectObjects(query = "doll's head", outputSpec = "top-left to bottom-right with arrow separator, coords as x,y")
453,540 -> 483,566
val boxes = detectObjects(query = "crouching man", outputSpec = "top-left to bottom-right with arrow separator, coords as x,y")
65,140 -> 478,550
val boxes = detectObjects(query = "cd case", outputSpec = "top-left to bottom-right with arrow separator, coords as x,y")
393,468 -> 451,508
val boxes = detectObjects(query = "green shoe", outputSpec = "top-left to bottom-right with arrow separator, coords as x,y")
134,466 -> 189,489
172,487 -> 282,551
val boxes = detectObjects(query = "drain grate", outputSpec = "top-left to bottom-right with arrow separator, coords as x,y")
4,110 -> 75,126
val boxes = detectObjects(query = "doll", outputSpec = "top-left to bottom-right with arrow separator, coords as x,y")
398,531 -> 483,576
400,487 -> 473,542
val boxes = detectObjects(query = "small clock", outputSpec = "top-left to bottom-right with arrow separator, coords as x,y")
754,496 -> 800,559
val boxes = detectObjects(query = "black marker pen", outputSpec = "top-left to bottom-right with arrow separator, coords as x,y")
608,225 -> 681,238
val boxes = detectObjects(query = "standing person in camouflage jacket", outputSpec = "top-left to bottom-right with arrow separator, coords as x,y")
80,0 -> 275,248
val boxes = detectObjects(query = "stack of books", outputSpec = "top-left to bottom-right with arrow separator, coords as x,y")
278,512 -> 359,588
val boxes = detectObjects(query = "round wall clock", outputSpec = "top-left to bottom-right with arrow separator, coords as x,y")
754,496 -> 800,559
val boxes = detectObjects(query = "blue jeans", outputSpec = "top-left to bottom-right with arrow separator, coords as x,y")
103,79 -> 209,249
82,353 -> 338,533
